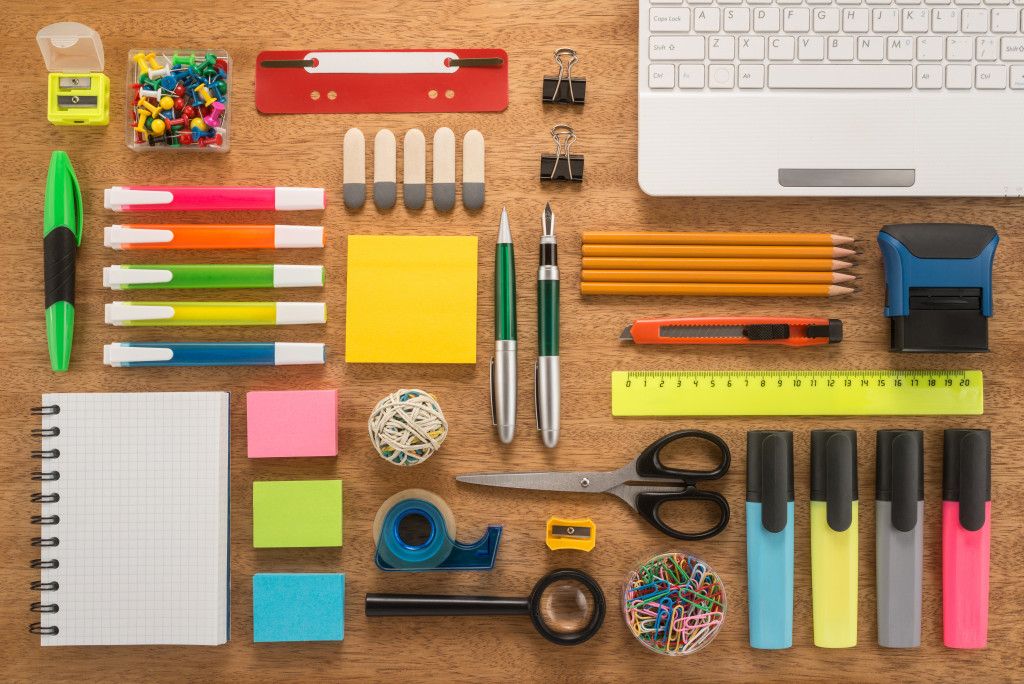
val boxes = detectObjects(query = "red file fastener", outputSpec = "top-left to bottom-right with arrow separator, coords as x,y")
255,49 -> 509,114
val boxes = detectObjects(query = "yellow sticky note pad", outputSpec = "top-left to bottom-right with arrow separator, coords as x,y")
346,236 -> 478,363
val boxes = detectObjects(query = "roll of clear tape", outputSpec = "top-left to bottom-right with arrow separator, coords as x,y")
373,489 -> 457,570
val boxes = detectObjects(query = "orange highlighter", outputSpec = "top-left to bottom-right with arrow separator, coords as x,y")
619,316 -> 843,346
104,224 -> 324,250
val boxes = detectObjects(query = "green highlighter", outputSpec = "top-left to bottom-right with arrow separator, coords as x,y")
44,151 -> 82,372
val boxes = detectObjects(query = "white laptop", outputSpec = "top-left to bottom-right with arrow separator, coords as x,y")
638,0 -> 1024,196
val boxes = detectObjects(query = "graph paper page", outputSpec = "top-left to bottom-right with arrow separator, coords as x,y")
37,392 -> 230,646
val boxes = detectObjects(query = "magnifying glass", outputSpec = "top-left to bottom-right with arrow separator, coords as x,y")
365,568 -> 606,646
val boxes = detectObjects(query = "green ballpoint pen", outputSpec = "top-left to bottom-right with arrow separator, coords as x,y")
44,151 -> 82,372
536,203 -> 560,448
490,207 -> 517,444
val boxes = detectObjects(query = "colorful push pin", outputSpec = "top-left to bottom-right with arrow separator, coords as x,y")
131,83 -> 143,106
198,53 -> 218,75
159,96 -> 175,111
198,133 -> 223,148
172,52 -> 196,67
148,118 -> 167,136
182,105 -> 197,120
203,101 -> 225,129
190,116 -> 208,132
178,130 -> 193,145
148,133 -> 170,146
174,83 -> 186,97
142,52 -> 160,72
139,99 -> 160,118
140,88 -> 160,100
139,74 -> 159,89
195,84 -> 216,108
134,111 -> 151,137
132,52 -> 152,75
215,59 -> 228,73
165,115 -> 188,129
172,96 -> 185,111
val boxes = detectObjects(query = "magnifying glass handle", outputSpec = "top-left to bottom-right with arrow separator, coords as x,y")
365,593 -> 531,617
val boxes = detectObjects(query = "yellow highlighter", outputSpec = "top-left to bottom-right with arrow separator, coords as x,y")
105,301 -> 326,326
810,429 -> 858,648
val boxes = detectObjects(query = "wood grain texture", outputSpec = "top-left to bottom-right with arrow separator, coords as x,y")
3,0 -> 1024,681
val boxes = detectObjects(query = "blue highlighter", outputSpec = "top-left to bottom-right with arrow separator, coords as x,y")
746,430 -> 795,649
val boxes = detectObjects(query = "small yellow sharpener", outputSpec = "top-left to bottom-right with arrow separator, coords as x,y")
37,22 -> 110,126
545,517 -> 596,552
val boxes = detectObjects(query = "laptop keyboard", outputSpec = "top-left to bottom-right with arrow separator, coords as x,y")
645,0 -> 1024,89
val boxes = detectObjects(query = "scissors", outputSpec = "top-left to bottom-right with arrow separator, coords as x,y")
457,430 -> 731,540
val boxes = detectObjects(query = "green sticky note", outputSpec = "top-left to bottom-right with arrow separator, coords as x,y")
253,480 -> 343,548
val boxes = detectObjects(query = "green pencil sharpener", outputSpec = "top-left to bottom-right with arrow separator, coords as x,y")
37,22 -> 110,126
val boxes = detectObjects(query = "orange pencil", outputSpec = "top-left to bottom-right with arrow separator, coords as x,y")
582,232 -> 855,246
104,224 -> 325,250
581,269 -> 857,284
580,282 -> 856,297
581,244 -> 857,259
581,257 -> 853,272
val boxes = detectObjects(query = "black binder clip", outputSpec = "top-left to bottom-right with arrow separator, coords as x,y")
543,48 -> 585,105
541,125 -> 584,183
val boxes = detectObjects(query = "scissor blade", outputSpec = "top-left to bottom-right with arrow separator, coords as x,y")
457,471 -> 616,493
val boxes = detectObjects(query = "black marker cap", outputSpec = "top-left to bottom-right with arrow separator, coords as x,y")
943,429 -> 991,532
876,430 -> 924,532
746,431 -> 794,534
810,430 -> 858,533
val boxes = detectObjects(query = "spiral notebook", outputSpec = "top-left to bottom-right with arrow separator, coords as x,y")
31,392 -> 231,646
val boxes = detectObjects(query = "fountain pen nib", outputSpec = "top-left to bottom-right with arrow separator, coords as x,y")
543,202 -> 554,235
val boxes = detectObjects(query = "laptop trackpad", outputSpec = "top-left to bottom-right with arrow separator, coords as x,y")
777,102 -> 914,187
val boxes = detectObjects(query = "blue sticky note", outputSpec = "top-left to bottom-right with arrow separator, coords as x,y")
253,573 -> 345,642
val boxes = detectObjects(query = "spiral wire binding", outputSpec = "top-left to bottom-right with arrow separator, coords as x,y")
30,404 -> 61,636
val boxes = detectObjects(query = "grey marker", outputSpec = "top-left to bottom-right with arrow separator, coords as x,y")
876,429 -> 924,648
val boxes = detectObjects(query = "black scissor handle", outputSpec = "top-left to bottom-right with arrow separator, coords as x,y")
635,429 -> 731,482
635,489 -> 731,541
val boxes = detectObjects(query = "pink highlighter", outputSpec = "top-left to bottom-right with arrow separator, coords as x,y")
942,428 -> 991,649
104,186 -> 325,212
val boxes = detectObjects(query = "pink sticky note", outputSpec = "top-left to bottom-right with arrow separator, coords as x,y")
247,390 -> 338,458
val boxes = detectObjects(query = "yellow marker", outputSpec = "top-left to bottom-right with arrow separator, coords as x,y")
546,517 -> 596,552
104,301 -> 326,327
810,430 -> 859,648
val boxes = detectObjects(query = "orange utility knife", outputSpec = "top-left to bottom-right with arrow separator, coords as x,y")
619,316 -> 843,346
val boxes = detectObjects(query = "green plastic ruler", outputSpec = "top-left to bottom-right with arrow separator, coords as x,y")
611,370 -> 983,416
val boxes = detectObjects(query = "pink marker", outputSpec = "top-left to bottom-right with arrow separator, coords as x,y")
104,186 -> 325,212
942,429 -> 990,649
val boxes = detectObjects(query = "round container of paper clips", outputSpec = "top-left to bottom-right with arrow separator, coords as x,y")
621,550 -> 727,656
368,389 -> 448,466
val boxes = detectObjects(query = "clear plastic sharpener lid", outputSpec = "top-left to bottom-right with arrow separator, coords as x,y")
37,22 -> 105,72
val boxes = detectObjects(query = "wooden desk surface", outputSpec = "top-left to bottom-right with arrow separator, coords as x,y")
3,1 -> 1023,681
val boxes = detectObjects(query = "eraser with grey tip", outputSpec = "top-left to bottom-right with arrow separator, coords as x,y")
403,129 -> 426,210
463,130 -> 485,210
432,127 -> 456,211
374,129 -> 396,209
343,128 -> 366,209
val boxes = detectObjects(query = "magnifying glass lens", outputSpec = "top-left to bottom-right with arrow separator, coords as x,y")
536,578 -> 597,634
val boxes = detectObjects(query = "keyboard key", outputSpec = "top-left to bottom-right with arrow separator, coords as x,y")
867,0 -> 891,6
739,35 -> 767,58
1010,64 -> 1024,87
650,0 -> 683,4
829,36 -> 856,58
724,8 -> 752,31
932,8 -> 961,30
650,36 -> 705,60
836,0 -> 862,5
962,8 -> 990,28
694,7 -> 722,30
896,0 -> 922,5
709,35 -> 736,59
976,64 -> 1008,86
784,7 -> 812,30
954,0 -> 981,5
903,8 -> 931,29
977,36 -> 1000,58
917,63 -> 944,86
887,35 -> 915,58
917,36 -> 945,58
858,36 -> 885,59
768,64 -> 913,87
807,0 -> 834,5
717,0 -> 745,6
649,64 -> 676,88
1001,36 -> 1024,58
754,7 -> 782,30
814,8 -> 842,31
709,64 -> 736,87
873,8 -> 901,30
946,63 -> 973,86
650,8 -> 691,31
947,35 -> 975,57
770,36 -> 797,58
678,64 -> 706,87
924,0 -> 951,5
843,8 -> 871,31
990,8 -> 1019,30
687,0 -> 714,5
739,64 -> 766,87
799,36 -> 826,58
985,0 -> 1011,5
747,0 -> 774,6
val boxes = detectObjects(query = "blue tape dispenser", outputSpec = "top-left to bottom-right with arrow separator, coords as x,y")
878,223 -> 998,353
373,489 -> 502,571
